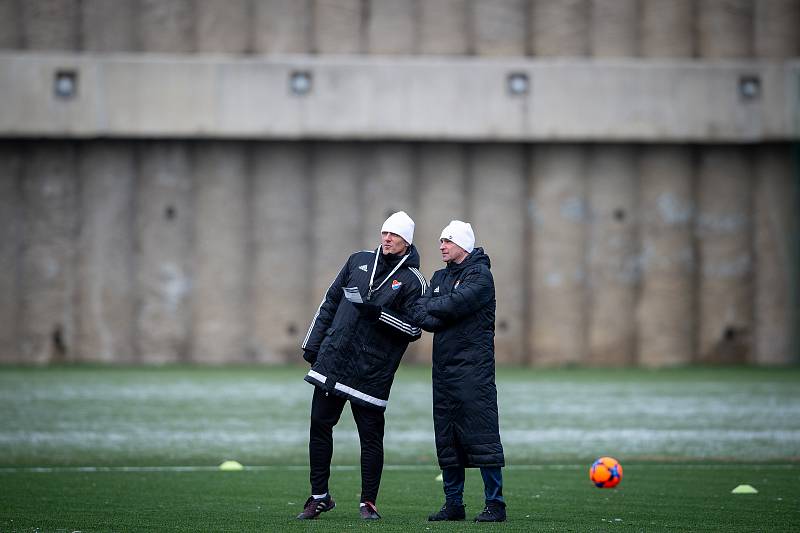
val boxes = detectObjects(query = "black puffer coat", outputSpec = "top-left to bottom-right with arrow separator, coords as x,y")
302,245 -> 427,411
408,248 -> 504,469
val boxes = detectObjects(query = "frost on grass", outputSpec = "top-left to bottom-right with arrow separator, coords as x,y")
1,370 -> 798,465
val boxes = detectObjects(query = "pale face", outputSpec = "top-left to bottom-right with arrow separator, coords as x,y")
439,239 -> 468,264
381,231 -> 409,255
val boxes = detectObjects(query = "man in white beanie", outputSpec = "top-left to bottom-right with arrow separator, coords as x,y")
407,220 -> 507,522
297,211 -> 427,521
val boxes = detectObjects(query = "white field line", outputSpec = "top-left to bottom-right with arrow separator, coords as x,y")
0,464 -> 795,474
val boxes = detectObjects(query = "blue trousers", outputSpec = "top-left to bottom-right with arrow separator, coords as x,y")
442,466 -> 504,506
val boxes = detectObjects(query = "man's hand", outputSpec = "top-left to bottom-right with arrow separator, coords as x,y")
352,302 -> 381,322
303,350 -> 317,364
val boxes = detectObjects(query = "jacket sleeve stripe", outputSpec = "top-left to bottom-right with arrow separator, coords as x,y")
408,267 -> 428,295
301,296 -> 326,349
380,311 -> 420,335
301,300 -> 322,349
380,311 -> 421,336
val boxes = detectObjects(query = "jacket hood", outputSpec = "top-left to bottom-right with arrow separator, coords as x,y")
448,246 -> 490,272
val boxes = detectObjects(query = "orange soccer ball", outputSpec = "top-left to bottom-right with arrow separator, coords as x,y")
589,457 -> 623,488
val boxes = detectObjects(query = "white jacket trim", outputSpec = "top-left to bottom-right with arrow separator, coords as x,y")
306,369 -> 388,408
379,311 -> 421,336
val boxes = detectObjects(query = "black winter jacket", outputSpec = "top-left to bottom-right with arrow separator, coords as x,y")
302,245 -> 427,411
408,248 -> 504,469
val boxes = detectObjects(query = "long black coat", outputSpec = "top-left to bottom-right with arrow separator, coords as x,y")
302,245 -> 427,411
409,248 -> 504,469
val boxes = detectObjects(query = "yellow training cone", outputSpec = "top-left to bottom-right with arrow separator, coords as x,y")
731,484 -> 758,494
219,460 -> 244,471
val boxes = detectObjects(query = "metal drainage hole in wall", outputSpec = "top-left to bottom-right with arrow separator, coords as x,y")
54,69 -> 78,99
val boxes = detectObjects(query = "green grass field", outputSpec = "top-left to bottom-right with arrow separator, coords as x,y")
1,365 -> 799,531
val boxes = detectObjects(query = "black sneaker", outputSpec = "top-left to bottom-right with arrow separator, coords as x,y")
359,501 -> 381,520
428,502 -> 466,521
474,502 -> 506,522
296,494 -> 335,519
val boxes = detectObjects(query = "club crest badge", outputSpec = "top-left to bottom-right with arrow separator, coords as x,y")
391,279 -> 402,290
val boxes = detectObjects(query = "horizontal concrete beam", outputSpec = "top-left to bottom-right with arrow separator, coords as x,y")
0,52 -> 797,142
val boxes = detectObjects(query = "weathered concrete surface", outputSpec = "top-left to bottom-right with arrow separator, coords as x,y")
196,0 -> 250,53
254,0 -> 310,54
637,147 -> 695,367
1,54 -> 795,141
695,3 -> 756,364
640,0 -> 693,58
309,143 -> 362,314
754,145 -> 797,364
0,0 -> 20,49
21,0 -> 79,50
135,142 -> 192,363
473,0 -> 526,56
191,142 -> 249,363
530,0 -> 588,57
81,0 -> 136,52
696,147 -> 754,363
419,0 -> 468,55
755,0 -> 800,58
586,145 -> 638,365
367,0 -> 416,54
416,144 -> 468,278
138,0 -> 194,53
411,143 -> 467,364
251,143 -> 311,363
75,142 -> 135,362
0,144 -> 21,361
530,145 -> 588,365
698,0 -> 754,58
1,0 -> 797,63
637,0 -> 695,367
586,0 -> 639,365
471,144 -> 526,364
312,0 -> 362,54
19,143 -> 78,364
591,0 -> 638,57
361,143 -> 415,248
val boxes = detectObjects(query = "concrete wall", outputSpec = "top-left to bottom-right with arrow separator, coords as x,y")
134,142 -> 193,364
19,143 -> 78,364
2,137 -> 794,367
251,143 -> 312,363
0,0 -> 797,366
0,0 -> 795,60
190,142 -> 249,364
0,143 -> 21,362
75,142 -> 136,363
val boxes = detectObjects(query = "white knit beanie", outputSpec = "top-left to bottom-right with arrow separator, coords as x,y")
381,211 -> 415,245
440,220 -> 475,253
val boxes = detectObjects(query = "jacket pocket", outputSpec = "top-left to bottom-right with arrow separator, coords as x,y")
357,343 -> 392,384
320,326 -> 338,352
361,342 -> 389,362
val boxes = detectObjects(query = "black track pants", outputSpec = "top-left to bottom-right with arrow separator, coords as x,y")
308,385 -> 385,503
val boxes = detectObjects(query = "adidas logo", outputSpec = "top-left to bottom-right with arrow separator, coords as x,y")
359,264 -> 368,272
433,286 -> 440,293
